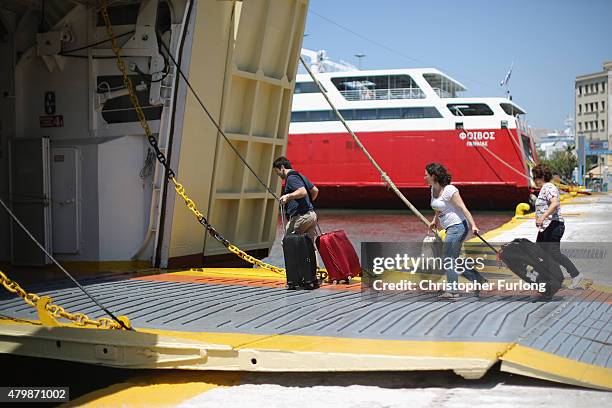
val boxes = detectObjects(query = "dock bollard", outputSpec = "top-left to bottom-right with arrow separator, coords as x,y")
515,202 -> 530,217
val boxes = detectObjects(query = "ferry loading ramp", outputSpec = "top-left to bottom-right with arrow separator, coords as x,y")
1,194 -> 611,392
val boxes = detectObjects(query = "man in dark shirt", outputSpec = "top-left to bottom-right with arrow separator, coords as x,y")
273,156 -> 319,242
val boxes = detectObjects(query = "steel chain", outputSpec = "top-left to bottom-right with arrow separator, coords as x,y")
0,270 -> 125,329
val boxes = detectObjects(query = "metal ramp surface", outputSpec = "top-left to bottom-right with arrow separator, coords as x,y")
500,287 -> 612,390
0,268 -> 611,390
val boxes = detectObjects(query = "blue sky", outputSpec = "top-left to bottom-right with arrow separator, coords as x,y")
302,0 -> 612,129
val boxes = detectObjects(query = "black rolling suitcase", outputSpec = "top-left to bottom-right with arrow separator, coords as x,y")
475,233 -> 564,297
282,233 -> 319,290
500,238 -> 564,296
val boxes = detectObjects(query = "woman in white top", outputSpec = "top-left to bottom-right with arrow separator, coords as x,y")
533,164 -> 583,288
425,163 -> 487,299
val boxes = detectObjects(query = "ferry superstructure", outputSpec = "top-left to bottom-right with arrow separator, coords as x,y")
287,53 -> 537,209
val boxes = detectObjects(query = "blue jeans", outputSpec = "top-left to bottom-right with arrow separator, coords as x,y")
444,220 -> 486,292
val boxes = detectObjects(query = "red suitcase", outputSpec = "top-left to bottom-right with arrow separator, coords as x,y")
315,230 -> 361,283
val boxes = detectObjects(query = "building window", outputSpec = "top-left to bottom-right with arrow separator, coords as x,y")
595,102 -> 599,111
602,101 -> 605,111
602,119 -> 605,130
579,85 -> 583,95
578,122 -> 582,131
578,104 -> 582,114
595,83 -> 599,93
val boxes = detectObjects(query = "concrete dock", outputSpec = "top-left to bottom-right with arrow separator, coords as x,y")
0,193 -> 611,405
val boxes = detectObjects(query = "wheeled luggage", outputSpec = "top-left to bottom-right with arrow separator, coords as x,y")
315,230 -> 361,283
475,233 -> 564,297
282,233 -> 319,290
500,238 -> 564,296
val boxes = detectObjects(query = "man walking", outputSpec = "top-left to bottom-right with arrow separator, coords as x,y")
273,156 -> 319,242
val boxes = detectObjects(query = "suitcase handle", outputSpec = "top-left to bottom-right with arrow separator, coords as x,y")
474,231 -> 499,255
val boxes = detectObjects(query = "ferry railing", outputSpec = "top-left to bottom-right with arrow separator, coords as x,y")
339,87 -> 425,101
432,88 -> 454,98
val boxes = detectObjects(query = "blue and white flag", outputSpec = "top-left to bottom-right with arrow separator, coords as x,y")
500,63 -> 513,87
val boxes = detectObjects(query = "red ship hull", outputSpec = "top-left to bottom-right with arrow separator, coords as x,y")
287,128 -> 533,210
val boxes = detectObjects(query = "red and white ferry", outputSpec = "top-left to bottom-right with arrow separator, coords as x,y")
287,50 -> 537,209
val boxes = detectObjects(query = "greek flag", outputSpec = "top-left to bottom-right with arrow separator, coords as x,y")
500,63 -> 513,87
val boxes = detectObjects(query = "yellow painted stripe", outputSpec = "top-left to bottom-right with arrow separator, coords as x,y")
139,327 -> 510,360
65,371 -> 240,407
501,344 -> 612,390
182,268 -> 284,280
590,283 -> 612,293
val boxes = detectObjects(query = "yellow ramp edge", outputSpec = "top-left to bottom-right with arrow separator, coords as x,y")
0,320 -> 504,380
501,344 -> 612,391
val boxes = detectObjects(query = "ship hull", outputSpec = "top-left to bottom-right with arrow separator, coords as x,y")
287,128 -> 532,210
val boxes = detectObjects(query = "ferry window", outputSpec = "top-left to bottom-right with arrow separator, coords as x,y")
401,107 -> 442,119
291,111 -> 308,122
500,103 -> 525,116
447,103 -> 494,116
294,81 -> 322,94
290,107 -> 442,122
331,74 -> 424,101
521,135 -> 534,162
423,73 -> 464,98
308,110 -> 333,121
353,109 -> 378,120
377,108 -> 401,120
